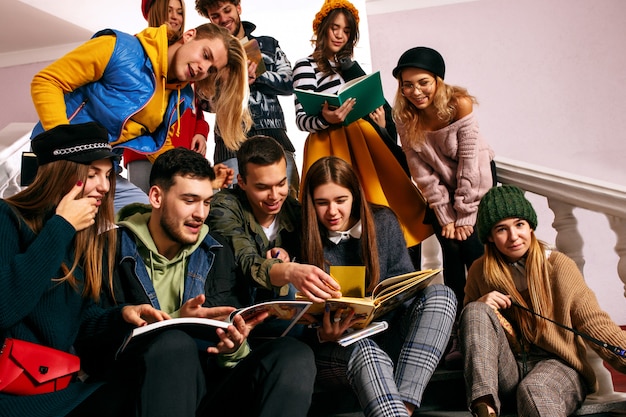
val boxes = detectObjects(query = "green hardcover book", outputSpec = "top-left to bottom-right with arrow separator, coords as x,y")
294,71 -> 386,126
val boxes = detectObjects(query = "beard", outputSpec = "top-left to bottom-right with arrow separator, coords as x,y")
159,205 -> 200,246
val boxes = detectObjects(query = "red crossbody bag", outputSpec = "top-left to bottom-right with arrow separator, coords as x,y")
0,338 -> 80,395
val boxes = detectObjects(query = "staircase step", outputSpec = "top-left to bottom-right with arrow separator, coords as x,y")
414,398 -> 626,416
310,367 -> 626,417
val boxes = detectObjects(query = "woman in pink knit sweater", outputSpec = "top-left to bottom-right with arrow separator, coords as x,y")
391,46 -> 495,367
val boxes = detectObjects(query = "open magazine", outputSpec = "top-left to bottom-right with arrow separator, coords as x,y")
117,300 -> 312,356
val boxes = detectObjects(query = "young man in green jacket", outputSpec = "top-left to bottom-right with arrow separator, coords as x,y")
207,136 -> 342,305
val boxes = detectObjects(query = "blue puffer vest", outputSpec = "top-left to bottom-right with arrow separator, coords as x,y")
31,29 -> 194,155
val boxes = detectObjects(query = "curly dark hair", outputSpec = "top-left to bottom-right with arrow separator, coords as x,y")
195,0 -> 240,19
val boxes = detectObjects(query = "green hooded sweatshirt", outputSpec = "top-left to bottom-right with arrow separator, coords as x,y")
117,203 -> 209,317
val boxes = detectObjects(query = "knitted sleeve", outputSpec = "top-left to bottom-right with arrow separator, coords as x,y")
398,125 -> 453,227
31,35 -> 116,130
553,253 -> 626,373
453,113 -> 492,227
0,202 -> 77,329
463,256 -> 487,306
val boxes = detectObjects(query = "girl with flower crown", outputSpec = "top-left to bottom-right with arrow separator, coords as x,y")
293,0 -> 431,266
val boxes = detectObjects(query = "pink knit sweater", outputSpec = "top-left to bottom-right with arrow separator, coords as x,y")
399,112 -> 494,227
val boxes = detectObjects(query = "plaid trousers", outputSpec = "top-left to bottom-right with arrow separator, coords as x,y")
460,302 -> 587,417
314,284 -> 456,417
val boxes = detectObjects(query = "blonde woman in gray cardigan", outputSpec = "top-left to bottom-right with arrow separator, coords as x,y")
392,46 -> 495,367
461,185 -> 626,417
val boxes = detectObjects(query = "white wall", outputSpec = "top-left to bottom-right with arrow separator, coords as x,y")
368,0 -> 626,324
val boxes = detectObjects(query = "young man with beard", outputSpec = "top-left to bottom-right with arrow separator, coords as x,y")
195,0 -> 300,197
207,136 -> 342,306
105,147 -> 316,417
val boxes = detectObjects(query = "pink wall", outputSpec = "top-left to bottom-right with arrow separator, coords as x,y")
0,61 -> 52,131
369,0 -> 626,324
369,0 -> 626,184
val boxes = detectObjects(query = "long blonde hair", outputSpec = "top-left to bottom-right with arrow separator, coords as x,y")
193,23 -> 252,151
392,75 -> 476,147
5,160 -> 116,301
482,233 -> 553,344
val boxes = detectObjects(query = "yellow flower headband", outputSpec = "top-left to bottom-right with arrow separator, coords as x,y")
312,0 -> 360,33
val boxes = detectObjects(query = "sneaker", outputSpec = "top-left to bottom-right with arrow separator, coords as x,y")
472,402 -> 496,417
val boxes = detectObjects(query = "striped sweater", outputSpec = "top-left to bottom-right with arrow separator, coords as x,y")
292,56 -> 345,133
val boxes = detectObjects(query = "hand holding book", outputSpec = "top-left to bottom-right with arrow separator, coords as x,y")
294,71 -> 386,126
117,300 -> 312,357
297,268 -> 441,330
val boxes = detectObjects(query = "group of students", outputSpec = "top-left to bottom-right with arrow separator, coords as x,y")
5,0 -> 626,417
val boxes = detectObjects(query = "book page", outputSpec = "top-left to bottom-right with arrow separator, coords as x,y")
230,300 -> 312,322
372,269 -> 440,299
337,73 -> 369,93
337,321 -> 388,347
118,317 -> 229,357
329,265 -> 366,297
299,297 -> 376,329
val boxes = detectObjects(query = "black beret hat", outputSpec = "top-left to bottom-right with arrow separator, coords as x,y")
392,46 -> 446,80
31,122 -> 118,166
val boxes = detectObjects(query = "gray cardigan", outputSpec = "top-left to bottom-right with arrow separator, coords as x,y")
322,205 -> 414,293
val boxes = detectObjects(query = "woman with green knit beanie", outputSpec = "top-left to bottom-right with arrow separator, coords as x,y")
460,185 -> 626,417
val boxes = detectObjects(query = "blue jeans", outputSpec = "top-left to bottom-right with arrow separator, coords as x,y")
114,173 -> 149,213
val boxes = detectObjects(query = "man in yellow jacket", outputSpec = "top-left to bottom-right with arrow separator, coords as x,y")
30,23 -> 249,211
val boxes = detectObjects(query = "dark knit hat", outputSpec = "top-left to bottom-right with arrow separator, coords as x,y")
31,123 -> 118,166
392,46 -> 445,80
477,185 -> 538,243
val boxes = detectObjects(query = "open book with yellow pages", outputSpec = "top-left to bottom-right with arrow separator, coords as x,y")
298,268 -> 441,329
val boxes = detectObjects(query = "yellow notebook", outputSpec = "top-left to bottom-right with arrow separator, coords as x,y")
329,265 -> 365,298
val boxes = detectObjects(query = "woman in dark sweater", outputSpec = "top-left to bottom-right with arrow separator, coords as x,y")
0,123 -> 170,417
300,156 -> 456,417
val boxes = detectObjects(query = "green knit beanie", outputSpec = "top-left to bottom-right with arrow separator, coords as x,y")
477,185 -> 538,243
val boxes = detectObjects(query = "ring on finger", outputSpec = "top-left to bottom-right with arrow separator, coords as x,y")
333,317 -> 341,323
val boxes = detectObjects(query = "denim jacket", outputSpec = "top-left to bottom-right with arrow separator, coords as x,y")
111,226 -> 247,312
